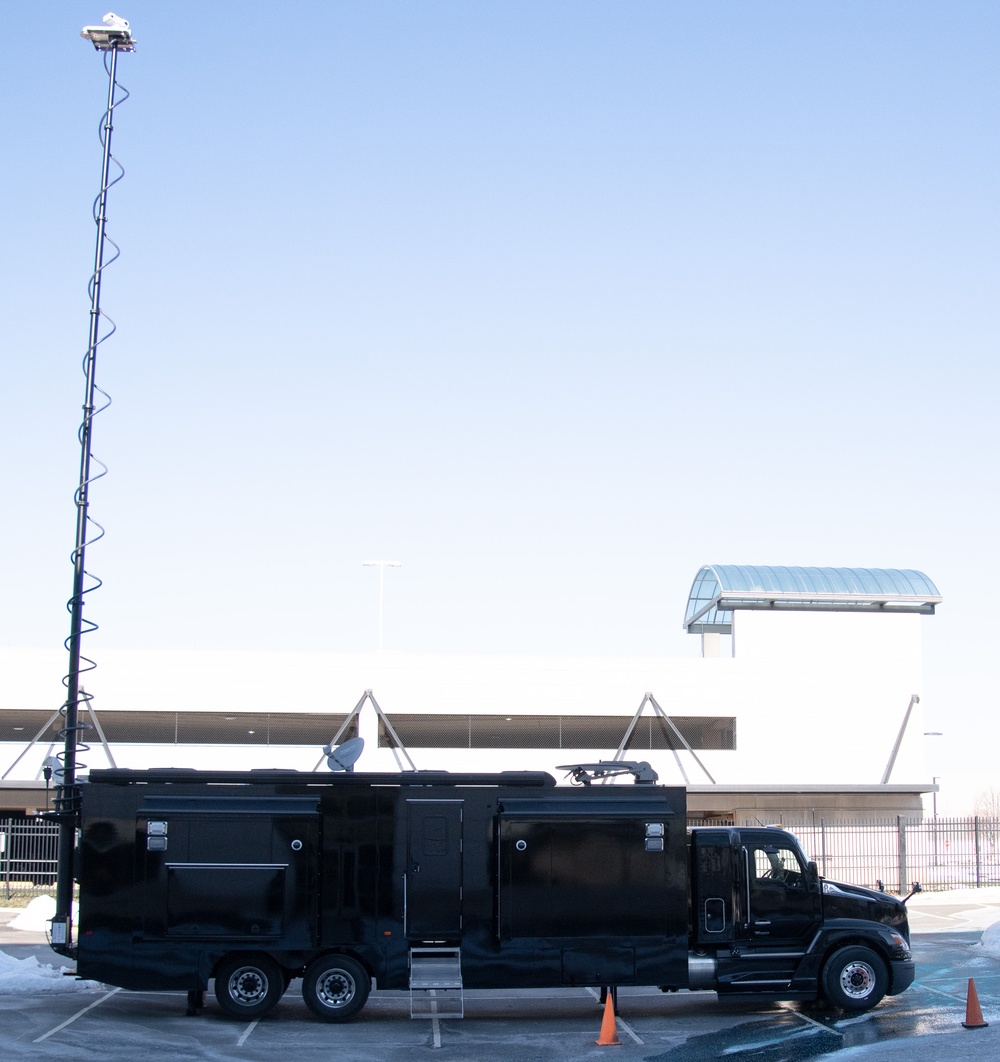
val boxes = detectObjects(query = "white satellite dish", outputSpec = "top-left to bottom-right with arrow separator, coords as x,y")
324,737 -> 364,772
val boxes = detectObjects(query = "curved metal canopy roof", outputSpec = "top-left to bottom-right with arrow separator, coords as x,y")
684,565 -> 941,634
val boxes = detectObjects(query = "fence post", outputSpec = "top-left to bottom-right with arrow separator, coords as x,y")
975,816 -> 982,888
897,816 -> 907,894
1,820 -> 9,902
820,819 -> 828,877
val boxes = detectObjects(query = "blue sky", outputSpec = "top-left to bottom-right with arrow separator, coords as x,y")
2,3 -> 998,810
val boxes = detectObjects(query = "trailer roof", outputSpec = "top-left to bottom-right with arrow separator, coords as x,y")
85,768 -> 558,787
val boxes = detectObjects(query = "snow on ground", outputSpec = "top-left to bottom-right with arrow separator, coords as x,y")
0,950 -> 102,993
981,922 -> 1000,959
1,896 -> 102,993
5,894 -> 76,932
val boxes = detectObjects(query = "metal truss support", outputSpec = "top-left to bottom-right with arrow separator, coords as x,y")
313,689 -> 417,772
1,689 -> 117,781
613,692 -> 716,785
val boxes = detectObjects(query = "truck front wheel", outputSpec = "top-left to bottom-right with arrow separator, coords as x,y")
821,946 -> 888,1011
214,954 -> 284,1019
302,954 -> 370,1022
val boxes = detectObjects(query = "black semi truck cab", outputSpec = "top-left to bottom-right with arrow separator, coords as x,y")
687,827 -> 913,1007
52,767 -> 914,1021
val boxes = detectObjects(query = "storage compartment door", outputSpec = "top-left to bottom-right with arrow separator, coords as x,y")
499,817 -> 674,940
692,841 -> 738,946
140,813 -> 317,946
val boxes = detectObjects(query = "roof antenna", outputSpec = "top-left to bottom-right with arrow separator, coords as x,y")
52,12 -> 136,959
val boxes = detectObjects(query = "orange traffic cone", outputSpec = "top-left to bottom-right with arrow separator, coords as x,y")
595,991 -> 621,1046
962,977 -> 989,1029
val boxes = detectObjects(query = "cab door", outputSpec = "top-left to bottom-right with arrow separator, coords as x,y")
738,836 -> 821,944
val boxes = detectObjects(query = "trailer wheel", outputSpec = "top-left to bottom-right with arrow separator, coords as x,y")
302,954 -> 370,1022
821,946 -> 887,1011
214,954 -> 284,1019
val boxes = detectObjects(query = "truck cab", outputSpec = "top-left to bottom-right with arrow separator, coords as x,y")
689,826 -> 914,1010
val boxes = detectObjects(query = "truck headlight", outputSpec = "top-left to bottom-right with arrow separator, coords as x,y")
889,931 -> 910,957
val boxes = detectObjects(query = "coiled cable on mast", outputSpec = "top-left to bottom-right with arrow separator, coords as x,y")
58,50 -> 131,799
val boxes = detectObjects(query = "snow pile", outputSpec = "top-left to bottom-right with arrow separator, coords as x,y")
7,895 -> 77,932
981,921 -> 1000,959
0,896 -> 103,993
0,951 -> 102,994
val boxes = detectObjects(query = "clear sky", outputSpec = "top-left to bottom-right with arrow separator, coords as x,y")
2,3 -> 997,811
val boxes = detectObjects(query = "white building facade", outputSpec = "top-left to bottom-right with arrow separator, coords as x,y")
0,566 -> 941,821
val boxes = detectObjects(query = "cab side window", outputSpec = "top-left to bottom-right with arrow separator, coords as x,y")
752,845 -> 804,888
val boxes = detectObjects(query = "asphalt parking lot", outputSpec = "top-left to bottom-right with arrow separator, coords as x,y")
2,891 -> 998,1061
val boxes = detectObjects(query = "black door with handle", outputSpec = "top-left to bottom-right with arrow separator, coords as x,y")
406,799 -> 463,937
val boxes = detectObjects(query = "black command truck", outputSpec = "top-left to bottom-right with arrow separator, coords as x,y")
50,765 -> 915,1021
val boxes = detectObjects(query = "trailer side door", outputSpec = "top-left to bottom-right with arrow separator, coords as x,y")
405,799 -> 463,938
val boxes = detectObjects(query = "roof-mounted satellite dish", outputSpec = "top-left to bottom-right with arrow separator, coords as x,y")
324,737 -> 364,772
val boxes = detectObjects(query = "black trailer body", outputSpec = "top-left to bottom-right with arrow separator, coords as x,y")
60,768 -> 914,1021
71,770 -> 688,1008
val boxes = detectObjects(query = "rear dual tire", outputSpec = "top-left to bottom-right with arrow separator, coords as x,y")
214,954 -> 285,1019
302,954 -> 370,1022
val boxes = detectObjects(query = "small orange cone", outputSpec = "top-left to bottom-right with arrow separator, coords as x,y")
962,977 -> 989,1029
595,991 -> 621,1046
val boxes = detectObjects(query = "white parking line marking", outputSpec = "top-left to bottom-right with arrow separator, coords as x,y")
616,1016 -> 644,1044
33,987 -> 122,1042
922,973 -> 1000,984
918,982 -> 967,1004
778,1003 -> 844,1036
237,1019 -> 259,1045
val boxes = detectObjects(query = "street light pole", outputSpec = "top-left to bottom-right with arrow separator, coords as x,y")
363,561 -> 401,650
924,731 -> 943,868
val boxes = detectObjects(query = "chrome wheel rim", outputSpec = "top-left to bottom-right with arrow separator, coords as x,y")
316,969 -> 356,1008
228,967 -> 270,1006
839,960 -> 876,999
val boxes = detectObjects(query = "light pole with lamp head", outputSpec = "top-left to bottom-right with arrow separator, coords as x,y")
363,561 -> 401,651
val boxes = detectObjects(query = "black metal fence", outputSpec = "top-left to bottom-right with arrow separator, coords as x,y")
753,816 -> 1000,894
3,814 -> 998,903
1,817 -> 59,901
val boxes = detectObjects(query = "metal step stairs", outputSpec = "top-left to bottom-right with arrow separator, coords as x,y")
409,946 -> 464,1019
